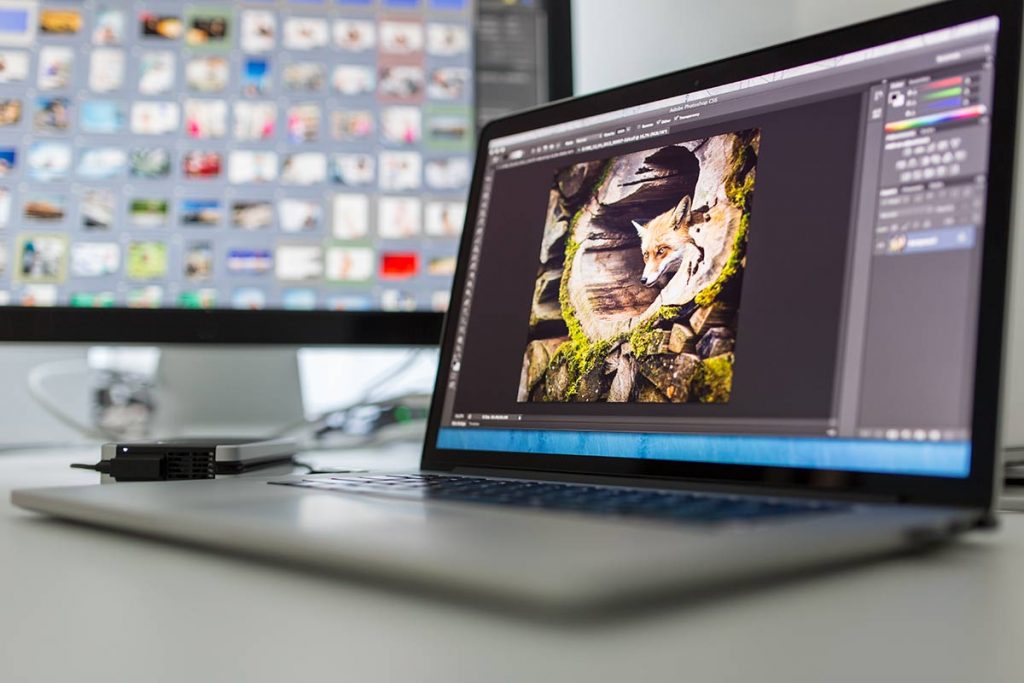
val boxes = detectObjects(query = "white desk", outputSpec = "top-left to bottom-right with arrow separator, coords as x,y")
3,448 -> 1024,683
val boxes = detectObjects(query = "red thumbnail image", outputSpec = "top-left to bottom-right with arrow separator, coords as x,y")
380,252 -> 418,279
183,151 -> 222,178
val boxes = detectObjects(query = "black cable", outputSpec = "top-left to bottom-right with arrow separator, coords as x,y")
70,461 -> 111,474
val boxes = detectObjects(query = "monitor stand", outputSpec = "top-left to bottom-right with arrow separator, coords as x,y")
150,346 -> 305,439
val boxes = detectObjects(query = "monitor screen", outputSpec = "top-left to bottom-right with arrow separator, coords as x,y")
0,0 -> 474,313
475,0 -> 572,127
435,15 -> 1003,479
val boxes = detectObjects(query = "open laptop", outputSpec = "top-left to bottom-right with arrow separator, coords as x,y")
13,0 -> 1022,612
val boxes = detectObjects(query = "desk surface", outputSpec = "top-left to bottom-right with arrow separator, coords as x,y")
3,448 -> 1024,683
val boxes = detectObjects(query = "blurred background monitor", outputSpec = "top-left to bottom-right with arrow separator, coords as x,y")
475,0 -> 573,126
0,0 -> 572,437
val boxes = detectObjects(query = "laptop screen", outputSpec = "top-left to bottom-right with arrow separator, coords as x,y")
435,16 -> 1001,479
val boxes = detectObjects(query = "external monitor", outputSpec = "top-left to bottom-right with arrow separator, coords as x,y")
0,0 -> 572,435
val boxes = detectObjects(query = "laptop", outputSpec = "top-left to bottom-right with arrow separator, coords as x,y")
13,0 -> 1022,612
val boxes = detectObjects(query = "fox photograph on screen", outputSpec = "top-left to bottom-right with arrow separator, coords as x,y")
517,129 -> 760,404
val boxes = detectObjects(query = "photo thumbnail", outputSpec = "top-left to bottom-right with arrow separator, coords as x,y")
139,51 -> 176,94
334,19 -> 375,51
227,151 -> 277,183
180,198 -> 221,226
81,190 -> 115,229
130,149 -> 172,179
283,61 -> 326,91
234,102 -> 277,140
186,56 -> 229,92
140,13 -> 183,40
232,201 -> 274,230
283,17 -> 328,50
23,192 -> 65,222
331,65 -> 374,95
279,199 -> 322,233
93,9 -> 124,45
81,101 -> 124,133
380,21 -> 424,54
241,10 -> 275,53
16,233 -> 68,283
185,8 -> 230,49
71,242 -> 120,278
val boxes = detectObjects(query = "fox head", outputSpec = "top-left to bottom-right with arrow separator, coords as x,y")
632,195 -> 706,288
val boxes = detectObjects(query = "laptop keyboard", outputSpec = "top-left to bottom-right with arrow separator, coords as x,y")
272,473 -> 844,525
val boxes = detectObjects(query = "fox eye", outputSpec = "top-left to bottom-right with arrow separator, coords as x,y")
656,247 -> 668,257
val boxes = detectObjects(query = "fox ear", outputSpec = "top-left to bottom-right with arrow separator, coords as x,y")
632,220 -> 646,236
672,195 -> 692,228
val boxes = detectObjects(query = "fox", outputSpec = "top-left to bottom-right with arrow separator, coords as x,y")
632,194 -> 710,288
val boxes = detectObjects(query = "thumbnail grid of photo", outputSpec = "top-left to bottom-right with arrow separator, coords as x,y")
0,1 -> 473,312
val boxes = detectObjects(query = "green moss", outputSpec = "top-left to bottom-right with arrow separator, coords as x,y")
691,353 -> 734,403
627,328 -> 661,358
692,132 -> 758,308
591,160 -> 614,198
627,305 -> 682,356
693,210 -> 749,307
558,208 -> 586,347
550,160 -> 619,400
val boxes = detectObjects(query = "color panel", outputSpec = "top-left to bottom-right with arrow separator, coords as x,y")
923,86 -> 964,100
923,96 -> 966,111
923,76 -> 964,90
884,104 -> 987,133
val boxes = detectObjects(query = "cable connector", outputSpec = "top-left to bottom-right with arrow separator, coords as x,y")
71,451 -> 215,482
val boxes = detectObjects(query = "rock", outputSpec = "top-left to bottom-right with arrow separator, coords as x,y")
689,303 -> 720,336
567,233 -> 659,341
556,161 -> 605,202
635,377 -> 669,403
530,268 -> 562,324
542,358 -> 571,402
539,220 -> 568,266
692,353 -> 734,403
677,138 -> 710,154
595,147 -> 701,208
517,338 -> 568,401
583,229 -> 637,252
696,327 -> 734,359
529,267 -> 567,338
539,189 -> 569,266
575,366 -> 606,403
545,187 -> 569,223
667,324 -> 694,353
607,350 -> 637,402
633,328 -> 670,356
637,353 -> 702,403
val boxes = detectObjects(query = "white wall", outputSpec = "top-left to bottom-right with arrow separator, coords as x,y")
0,345 -> 89,444
572,0 -> 1024,445
572,0 -> 932,95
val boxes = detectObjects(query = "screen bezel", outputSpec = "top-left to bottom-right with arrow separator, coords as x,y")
422,0 -> 1021,508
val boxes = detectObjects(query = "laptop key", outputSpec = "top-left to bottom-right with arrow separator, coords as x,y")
273,474 -> 845,526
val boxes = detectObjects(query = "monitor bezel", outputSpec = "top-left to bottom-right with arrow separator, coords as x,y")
422,0 -> 1021,509
544,0 -> 574,102
0,1 -> 575,346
